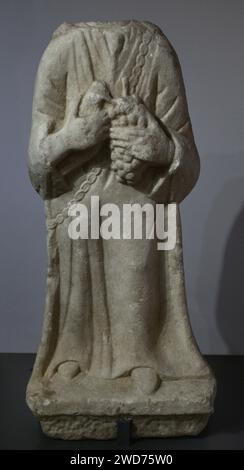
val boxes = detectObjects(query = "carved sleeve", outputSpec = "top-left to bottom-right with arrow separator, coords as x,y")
28,36 -> 69,199
148,38 -> 200,203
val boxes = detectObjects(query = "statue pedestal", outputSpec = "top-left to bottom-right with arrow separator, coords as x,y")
27,374 -> 216,439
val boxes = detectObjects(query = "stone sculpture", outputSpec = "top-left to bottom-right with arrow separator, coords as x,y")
26,20 -> 216,439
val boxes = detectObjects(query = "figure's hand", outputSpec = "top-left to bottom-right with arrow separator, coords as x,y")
111,101 -> 172,166
110,125 -> 171,166
109,99 -> 173,185
63,81 -> 111,152
64,111 -> 110,151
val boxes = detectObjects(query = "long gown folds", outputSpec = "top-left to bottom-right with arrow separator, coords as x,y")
28,21 -> 210,383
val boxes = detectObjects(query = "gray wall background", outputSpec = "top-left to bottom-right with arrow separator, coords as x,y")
0,0 -> 243,354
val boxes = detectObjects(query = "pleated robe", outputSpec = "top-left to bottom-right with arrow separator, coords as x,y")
28,21 -> 210,382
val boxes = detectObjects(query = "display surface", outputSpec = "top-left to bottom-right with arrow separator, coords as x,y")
26,20 -> 215,439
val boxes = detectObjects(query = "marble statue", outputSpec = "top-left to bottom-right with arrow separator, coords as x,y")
26,20 -> 216,439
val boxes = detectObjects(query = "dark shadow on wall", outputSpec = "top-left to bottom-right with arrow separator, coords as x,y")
197,177 -> 244,354
202,356 -> 244,437
196,177 -> 244,434
216,199 -> 244,354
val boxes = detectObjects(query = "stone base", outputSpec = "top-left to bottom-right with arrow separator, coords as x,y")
40,414 -> 210,440
27,373 -> 216,440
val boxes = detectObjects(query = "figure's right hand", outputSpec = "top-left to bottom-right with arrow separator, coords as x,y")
63,81 -> 112,151
63,110 -> 110,151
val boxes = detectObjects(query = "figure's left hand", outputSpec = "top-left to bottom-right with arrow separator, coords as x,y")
111,109 -> 172,166
110,102 -> 173,184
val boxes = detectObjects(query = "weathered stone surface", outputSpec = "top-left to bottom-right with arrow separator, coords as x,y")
26,20 -> 216,439
28,373 -> 215,438
40,415 -> 211,440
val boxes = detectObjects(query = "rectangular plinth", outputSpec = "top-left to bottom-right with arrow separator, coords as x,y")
27,374 -> 216,439
40,414 -> 210,440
